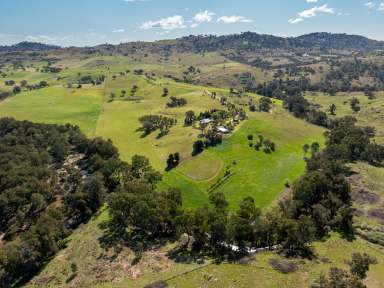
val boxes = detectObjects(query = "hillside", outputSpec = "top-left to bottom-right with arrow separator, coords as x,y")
0,41 -> 60,52
0,31 -> 384,288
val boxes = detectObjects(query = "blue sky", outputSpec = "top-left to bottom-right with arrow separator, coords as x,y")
0,0 -> 383,46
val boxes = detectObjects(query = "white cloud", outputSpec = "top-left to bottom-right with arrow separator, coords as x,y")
194,10 -> 215,23
217,15 -> 252,24
141,15 -> 186,30
378,3 -> 384,11
307,0 -> 318,2
289,18 -> 304,24
298,4 -> 334,18
289,4 -> 334,24
365,2 -> 375,10
112,29 -> 125,33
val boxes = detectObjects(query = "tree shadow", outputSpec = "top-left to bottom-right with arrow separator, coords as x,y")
135,127 -> 151,138
98,218 -> 173,266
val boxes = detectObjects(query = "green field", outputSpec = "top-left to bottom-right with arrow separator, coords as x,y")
0,60 -> 325,209
306,91 -> 384,143
171,108 -> 324,209
0,85 -> 103,137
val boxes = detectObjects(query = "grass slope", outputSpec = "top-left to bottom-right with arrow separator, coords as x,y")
181,108 -> 324,209
307,92 -> 384,143
26,207 -> 384,288
0,86 -> 104,137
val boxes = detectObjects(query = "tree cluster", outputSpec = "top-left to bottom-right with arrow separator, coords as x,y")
0,118 -> 121,287
166,96 -> 187,108
138,115 -> 177,137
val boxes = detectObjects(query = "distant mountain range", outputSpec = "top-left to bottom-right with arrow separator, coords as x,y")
0,41 -> 60,52
1,32 -> 383,53
164,32 -> 384,53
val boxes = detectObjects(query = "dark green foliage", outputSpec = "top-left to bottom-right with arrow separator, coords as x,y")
329,103 -> 337,115
311,253 -> 377,288
0,118 -> 120,286
349,253 -> 377,279
311,268 -> 366,288
184,110 -> 195,126
166,153 -> 180,170
138,115 -> 177,136
108,172 -> 183,241
166,96 -> 187,108
162,87 -> 169,97
192,140 -> 204,156
351,97 -> 361,113
284,95 -> 310,119
228,197 -> 260,252
259,96 -> 272,112
203,129 -> 222,148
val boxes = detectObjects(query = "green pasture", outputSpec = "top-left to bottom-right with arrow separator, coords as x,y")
306,91 -> 384,143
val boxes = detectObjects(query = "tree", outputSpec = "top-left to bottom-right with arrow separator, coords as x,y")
167,96 -> 187,108
209,192 -> 228,212
329,103 -> 337,115
162,87 -> 169,97
228,197 -> 260,251
192,140 -> 204,156
310,142 -> 320,155
259,96 -> 272,112
131,85 -> 138,96
166,153 -> 180,170
303,143 -> 310,154
349,253 -> 377,279
109,92 -> 115,102
184,111 -> 195,126
249,103 -> 256,112
280,215 -> 315,256
12,86 -> 21,94
311,267 -> 366,288
351,97 -> 360,113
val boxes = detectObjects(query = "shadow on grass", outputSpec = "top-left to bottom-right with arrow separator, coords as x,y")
98,219 -> 175,267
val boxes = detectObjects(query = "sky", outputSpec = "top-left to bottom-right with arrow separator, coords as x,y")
0,0 -> 383,47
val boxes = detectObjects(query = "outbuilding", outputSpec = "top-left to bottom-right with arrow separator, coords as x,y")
217,126 -> 230,134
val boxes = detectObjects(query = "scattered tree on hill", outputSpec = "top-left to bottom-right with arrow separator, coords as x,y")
184,110 -> 195,126
349,252 -> 377,280
329,103 -> 337,115
192,140 -> 204,156
5,80 -> 15,86
311,253 -> 377,288
131,85 -> 138,96
167,96 -> 187,108
12,86 -> 21,94
166,153 -> 180,170
259,96 -> 272,112
138,115 -> 177,137
162,87 -> 169,97
351,97 -> 360,113
109,92 -> 115,102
